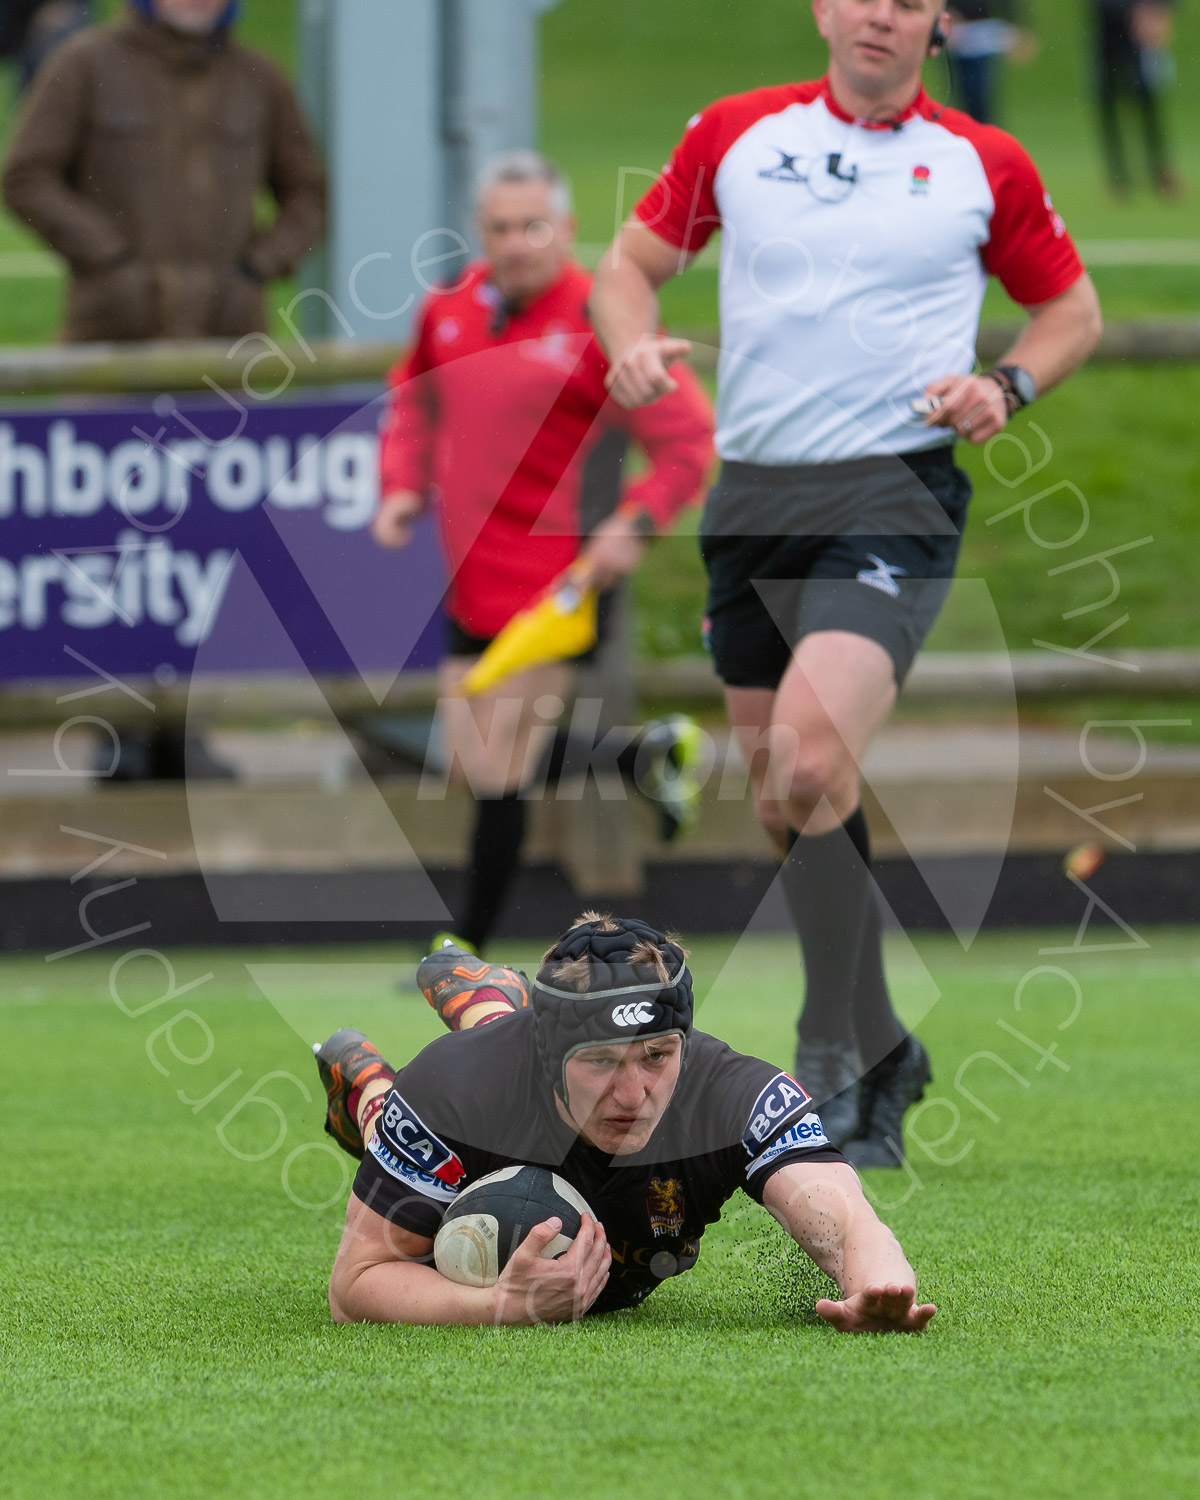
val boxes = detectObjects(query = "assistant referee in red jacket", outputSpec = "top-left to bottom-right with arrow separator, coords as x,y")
374,152 -> 714,956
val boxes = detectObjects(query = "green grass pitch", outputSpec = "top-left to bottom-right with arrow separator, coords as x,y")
2,930 -> 1198,1500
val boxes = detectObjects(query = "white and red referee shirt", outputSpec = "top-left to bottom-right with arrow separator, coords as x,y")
380,261 -> 713,638
635,78 -> 1085,466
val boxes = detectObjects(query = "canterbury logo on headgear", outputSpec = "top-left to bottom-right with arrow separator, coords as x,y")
612,1001 -> 655,1027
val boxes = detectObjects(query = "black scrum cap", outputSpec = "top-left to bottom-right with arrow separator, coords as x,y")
531,916 -> 694,1103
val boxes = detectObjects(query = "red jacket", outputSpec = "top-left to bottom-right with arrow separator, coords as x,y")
379,260 -> 714,638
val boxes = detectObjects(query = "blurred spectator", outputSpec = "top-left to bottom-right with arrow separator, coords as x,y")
945,2 -> 1034,125
0,1 -> 92,92
1090,0 -> 1182,197
2,0 -> 325,783
2,0 -> 326,342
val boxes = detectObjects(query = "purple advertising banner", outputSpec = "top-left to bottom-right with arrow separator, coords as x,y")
0,390 -> 447,682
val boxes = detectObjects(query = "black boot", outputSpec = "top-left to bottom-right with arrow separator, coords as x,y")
842,1036 -> 932,1169
792,1038 -> 864,1149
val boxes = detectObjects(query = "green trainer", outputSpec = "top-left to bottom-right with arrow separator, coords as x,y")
640,714 -> 706,842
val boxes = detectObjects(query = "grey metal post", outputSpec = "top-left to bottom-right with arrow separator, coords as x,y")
442,0 -> 547,248
297,0 -> 563,342
293,0 -> 637,901
297,0 -> 445,342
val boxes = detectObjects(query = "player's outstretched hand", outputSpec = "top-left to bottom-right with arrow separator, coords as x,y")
371,490 -> 425,550
922,373 -> 1010,446
490,1214 -> 611,1326
605,336 -> 693,409
815,1283 -> 937,1335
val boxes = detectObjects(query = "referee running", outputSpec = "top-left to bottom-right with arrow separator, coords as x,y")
589,0 -> 1102,1166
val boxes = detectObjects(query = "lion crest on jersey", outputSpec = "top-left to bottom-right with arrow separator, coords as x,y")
647,1177 -> 685,1238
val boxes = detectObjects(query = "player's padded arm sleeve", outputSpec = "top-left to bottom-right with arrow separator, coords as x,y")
686,1036 -> 843,1209
1,39 -> 129,270
734,1066 -> 844,1207
617,361 -> 715,530
350,1040 -> 474,1238
379,304 -> 439,499
975,130 -> 1085,307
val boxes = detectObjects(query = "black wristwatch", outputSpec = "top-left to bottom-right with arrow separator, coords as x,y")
988,364 -> 1037,411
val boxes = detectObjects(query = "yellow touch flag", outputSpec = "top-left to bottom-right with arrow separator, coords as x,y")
461,565 -> 598,697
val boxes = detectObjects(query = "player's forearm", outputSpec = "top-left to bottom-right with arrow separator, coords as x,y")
1002,274 -> 1103,396
769,1163 -> 917,1296
836,1203 -> 917,1299
589,249 -> 662,365
331,1259 -> 500,1327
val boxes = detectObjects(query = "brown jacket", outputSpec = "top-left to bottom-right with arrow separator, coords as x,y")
2,10 -> 326,341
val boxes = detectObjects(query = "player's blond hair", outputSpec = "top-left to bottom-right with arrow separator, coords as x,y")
541,912 -> 690,993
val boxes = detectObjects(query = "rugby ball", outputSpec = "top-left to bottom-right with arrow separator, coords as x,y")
433,1165 -> 595,1288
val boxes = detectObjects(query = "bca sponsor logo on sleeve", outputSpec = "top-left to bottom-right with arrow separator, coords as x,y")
745,1114 -> 830,1177
742,1072 -> 813,1155
368,1136 -> 460,1203
376,1093 -> 466,1186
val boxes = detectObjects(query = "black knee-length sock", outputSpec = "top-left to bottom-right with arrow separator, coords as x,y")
456,730 -> 643,953
782,807 -> 905,1061
840,810 -> 908,1070
458,793 -> 527,953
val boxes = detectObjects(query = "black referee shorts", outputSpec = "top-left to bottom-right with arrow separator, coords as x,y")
699,445 -> 972,690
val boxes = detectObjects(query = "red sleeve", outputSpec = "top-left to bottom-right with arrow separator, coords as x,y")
378,301 -> 438,499
633,106 -> 724,254
941,114 -> 1085,306
615,362 -> 715,531
633,85 -> 812,253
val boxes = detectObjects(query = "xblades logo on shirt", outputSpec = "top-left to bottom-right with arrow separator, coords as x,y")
856,554 -> 907,599
758,148 -> 808,185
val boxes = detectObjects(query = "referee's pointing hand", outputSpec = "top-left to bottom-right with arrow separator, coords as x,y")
605,335 -> 694,410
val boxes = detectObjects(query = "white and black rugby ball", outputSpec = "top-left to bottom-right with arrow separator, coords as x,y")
433,1165 -> 595,1289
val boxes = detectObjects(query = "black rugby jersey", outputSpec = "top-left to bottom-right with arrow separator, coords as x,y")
351,1010 -> 842,1314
